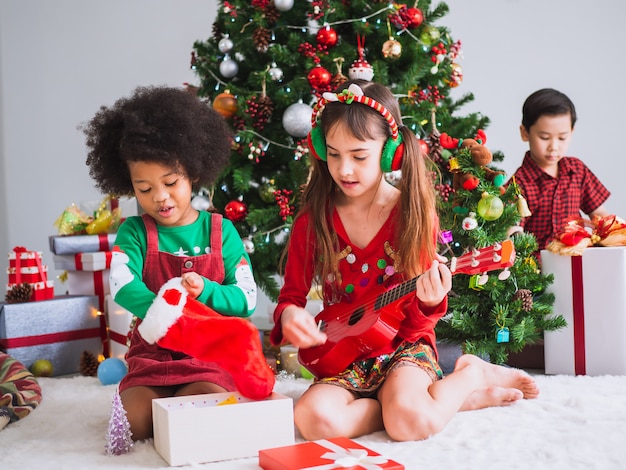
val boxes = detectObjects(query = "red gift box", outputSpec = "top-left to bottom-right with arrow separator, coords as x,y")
259,437 -> 404,470
6,246 -> 54,301
8,249 -> 42,268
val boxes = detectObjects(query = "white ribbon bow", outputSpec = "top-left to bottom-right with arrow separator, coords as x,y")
301,439 -> 389,470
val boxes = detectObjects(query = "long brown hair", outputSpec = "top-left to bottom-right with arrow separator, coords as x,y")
282,79 -> 438,287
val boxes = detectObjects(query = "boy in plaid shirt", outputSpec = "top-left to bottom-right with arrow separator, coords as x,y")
509,88 -> 610,252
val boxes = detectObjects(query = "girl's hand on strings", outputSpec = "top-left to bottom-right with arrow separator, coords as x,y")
281,305 -> 328,349
415,254 -> 452,307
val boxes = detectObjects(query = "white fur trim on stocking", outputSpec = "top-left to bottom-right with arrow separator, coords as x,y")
137,277 -> 187,344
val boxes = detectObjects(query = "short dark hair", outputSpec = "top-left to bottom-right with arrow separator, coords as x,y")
521,88 -> 577,131
83,85 -> 233,196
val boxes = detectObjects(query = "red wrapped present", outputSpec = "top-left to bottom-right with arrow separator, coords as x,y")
8,249 -> 43,268
259,437 -> 404,470
6,246 -> 54,301
53,251 -> 113,271
8,265 -> 49,284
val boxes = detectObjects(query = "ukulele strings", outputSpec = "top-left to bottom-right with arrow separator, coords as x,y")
316,246 -> 497,334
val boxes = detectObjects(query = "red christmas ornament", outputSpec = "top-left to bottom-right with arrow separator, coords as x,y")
316,26 -> 338,47
224,200 -> 248,222
307,65 -> 332,90
406,7 -> 424,28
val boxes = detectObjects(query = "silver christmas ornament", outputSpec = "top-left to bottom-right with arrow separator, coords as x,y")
274,0 -> 294,12
269,64 -> 284,81
219,57 -> 239,78
282,101 -> 313,138
218,37 -> 234,54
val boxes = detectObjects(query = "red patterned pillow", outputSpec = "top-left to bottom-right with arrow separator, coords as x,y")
0,352 -> 42,430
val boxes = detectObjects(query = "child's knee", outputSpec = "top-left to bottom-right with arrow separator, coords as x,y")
384,404 -> 440,442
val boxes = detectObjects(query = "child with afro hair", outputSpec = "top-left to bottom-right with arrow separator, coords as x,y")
83,85 -> 259,441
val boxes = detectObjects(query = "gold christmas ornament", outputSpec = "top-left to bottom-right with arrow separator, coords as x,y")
382,38 -> 402,60
517,194 -> 532,217
213,91 -> 238,119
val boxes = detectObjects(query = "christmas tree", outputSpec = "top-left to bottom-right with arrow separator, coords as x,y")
431,131 -> 565,364
190,0 -> 564,362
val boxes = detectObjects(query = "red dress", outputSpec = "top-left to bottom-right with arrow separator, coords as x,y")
118,214 -> 236,393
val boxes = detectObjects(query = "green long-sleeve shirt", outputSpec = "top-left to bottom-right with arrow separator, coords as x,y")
109,211 -> 256,320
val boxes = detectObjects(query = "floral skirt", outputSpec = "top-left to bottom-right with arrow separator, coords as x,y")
315,340 -> 442,397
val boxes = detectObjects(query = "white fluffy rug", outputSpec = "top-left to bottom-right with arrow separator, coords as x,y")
1,373 -> 625,469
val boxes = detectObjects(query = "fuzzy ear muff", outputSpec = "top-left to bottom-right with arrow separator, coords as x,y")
307,126 -> 327,161
380,134 -> 404,172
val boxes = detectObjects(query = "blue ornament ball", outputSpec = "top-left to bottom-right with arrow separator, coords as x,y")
97,358 -> 128,385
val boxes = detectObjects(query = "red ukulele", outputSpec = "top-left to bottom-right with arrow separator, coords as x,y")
298,240 -> 516,378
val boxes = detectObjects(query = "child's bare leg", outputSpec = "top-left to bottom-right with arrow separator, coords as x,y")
378,355 -> 539,441
294,383 -> 383,440
120,385 -> 170,441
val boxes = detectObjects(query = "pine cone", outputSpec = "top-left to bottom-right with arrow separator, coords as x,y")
513,289 -> 533,312
257,94 -> 274,117
212,21 -> 223,40
264,5 -> 280,25
253,27 -> 271,52
79,350 -> 99,377
427,131 -> 442,163
5,283 -> 33,303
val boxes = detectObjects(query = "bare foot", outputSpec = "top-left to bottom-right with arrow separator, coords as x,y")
454,354 -> 540,400
460,386 -> 522,411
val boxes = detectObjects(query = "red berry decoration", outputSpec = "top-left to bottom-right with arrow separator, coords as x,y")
406,7 -> 424,28
307,65 -> 331,90
316,26 -> 338,47
224,200 -> 248,222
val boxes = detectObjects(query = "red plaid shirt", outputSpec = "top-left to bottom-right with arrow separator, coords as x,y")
511,152 -> 610,250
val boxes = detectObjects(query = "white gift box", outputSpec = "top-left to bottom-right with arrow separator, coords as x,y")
104,294 -> 133,362
53,251 -> 113,271
65,270 -> 110,310
153,391 -> 294,466
542,248 -> 626,376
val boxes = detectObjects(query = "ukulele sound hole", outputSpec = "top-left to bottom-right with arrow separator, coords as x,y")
348,307 -> 365,326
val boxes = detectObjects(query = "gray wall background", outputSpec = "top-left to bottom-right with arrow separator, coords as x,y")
1,0 -> 624,293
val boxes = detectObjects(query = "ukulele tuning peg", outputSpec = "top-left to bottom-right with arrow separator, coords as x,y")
498,268 -> 511,280
493,253 -> 502,262
493,242 -> 501,251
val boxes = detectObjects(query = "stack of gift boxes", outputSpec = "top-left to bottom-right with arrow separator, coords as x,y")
1,247 -> 102,376
51,197 -> 137,363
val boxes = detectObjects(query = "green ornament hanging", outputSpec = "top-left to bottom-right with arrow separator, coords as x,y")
477,192 -> 504,221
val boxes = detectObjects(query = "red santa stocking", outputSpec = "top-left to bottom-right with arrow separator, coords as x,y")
137,278 -> 275,400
